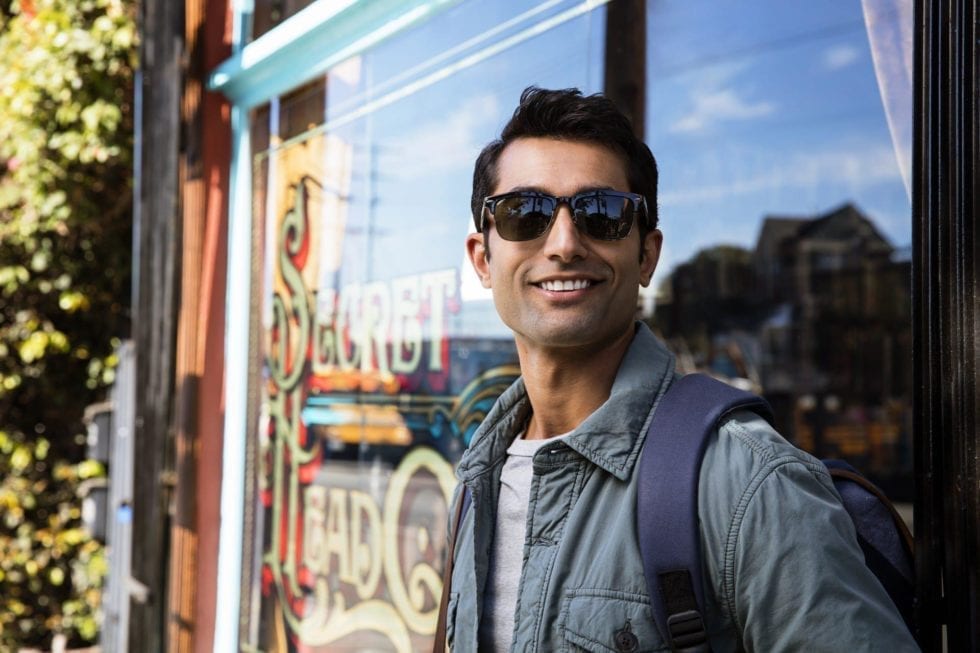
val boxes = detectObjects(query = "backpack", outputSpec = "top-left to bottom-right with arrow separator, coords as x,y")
640,373 -> 916,652
434,374 -> 916,653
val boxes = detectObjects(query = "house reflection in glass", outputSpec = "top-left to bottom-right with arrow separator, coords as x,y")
651,203 -> 912,498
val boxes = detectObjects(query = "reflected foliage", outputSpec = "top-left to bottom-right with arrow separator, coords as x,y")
0,0 -> 135,646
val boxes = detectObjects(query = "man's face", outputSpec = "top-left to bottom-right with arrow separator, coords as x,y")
466,137 -> 661,355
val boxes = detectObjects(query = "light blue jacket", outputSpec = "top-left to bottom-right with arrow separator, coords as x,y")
447,323 -> 918,652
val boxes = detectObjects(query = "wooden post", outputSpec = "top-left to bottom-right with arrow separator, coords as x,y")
130,0 -> 183,650
603,0 -> 646,139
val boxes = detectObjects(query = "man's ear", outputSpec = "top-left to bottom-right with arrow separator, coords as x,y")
466,231 -> 492,288
639,228 -> 662,287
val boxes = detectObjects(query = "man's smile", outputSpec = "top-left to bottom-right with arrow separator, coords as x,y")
533,278 -> 598,292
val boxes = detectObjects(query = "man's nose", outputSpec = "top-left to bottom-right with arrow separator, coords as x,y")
542,205 -> 588,261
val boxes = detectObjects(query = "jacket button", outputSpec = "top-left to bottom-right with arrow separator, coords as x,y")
614,621 -> 638,652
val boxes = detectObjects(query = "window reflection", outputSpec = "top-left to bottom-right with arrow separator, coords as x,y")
645,0 -> 912,496
247,3 -> 605,650
242,0 -> 913,650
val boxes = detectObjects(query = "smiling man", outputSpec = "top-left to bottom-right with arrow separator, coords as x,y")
439,87 -> 916,652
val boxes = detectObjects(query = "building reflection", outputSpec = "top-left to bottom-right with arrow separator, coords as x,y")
652,202 -> 912,497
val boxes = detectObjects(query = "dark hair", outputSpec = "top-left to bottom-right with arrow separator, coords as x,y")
471,86 -> 659,237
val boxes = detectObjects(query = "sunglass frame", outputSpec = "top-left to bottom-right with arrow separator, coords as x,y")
480,189 -> 649,241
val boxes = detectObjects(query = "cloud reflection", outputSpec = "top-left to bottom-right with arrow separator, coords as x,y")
670,88 -> 775,133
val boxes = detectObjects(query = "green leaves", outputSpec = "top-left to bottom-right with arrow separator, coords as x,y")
0,432 -> 107,648
0,0 -> 136,238
0,0 -> 135,647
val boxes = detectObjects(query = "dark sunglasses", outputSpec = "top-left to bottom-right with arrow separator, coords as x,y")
480,190 -> 648,242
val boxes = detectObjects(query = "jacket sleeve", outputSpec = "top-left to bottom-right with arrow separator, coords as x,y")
729,454 -> 919,652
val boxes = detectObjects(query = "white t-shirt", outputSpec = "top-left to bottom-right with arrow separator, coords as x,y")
478,432 -> 569,652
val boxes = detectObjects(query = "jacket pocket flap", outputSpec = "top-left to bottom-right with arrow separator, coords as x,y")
560,589 -> 666,652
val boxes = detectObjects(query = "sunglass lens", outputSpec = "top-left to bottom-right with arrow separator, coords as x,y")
494,195 -> 555,241
574,194 -> 634,240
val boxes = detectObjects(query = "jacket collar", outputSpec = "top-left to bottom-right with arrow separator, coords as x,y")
456,323 -> 676,482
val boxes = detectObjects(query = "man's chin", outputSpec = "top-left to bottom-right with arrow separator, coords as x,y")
515,320 -> 632,353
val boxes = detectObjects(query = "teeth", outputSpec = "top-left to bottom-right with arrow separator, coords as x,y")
540,279 -> 591,291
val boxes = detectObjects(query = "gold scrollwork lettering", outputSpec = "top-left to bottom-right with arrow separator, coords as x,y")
382,448 -> 457,635
350,490 -> 383,600
312,288 -> 338,373
269,178 -> 312,390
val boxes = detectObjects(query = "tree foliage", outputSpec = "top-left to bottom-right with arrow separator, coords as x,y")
0,0 -> 135,646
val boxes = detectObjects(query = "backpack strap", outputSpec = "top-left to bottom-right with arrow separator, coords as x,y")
638,374 -> 773,652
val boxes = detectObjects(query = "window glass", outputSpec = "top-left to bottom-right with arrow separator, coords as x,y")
645,0 -> 913,498
242,0 -> 913,648
246,2 -> 605,650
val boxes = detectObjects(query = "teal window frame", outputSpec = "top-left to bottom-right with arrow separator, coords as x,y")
208,0 -> 462,109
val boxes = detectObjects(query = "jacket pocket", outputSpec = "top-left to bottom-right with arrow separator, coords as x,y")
559,589 -> 668,653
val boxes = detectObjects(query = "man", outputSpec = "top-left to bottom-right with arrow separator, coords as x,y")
444,87 -> 916,652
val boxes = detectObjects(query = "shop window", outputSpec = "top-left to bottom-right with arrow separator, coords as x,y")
646,0 -> 913,497
244,2 -> 607,649
239,0 -> 913,649
278,79 -> 326,141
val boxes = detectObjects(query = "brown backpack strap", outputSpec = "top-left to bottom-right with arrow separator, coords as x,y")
433,490 -> 468,653
826,466 -> 914,555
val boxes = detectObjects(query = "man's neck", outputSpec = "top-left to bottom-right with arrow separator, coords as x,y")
516,327 -> 635,441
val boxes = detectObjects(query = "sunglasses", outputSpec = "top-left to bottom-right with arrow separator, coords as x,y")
480,190 -> 648,242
